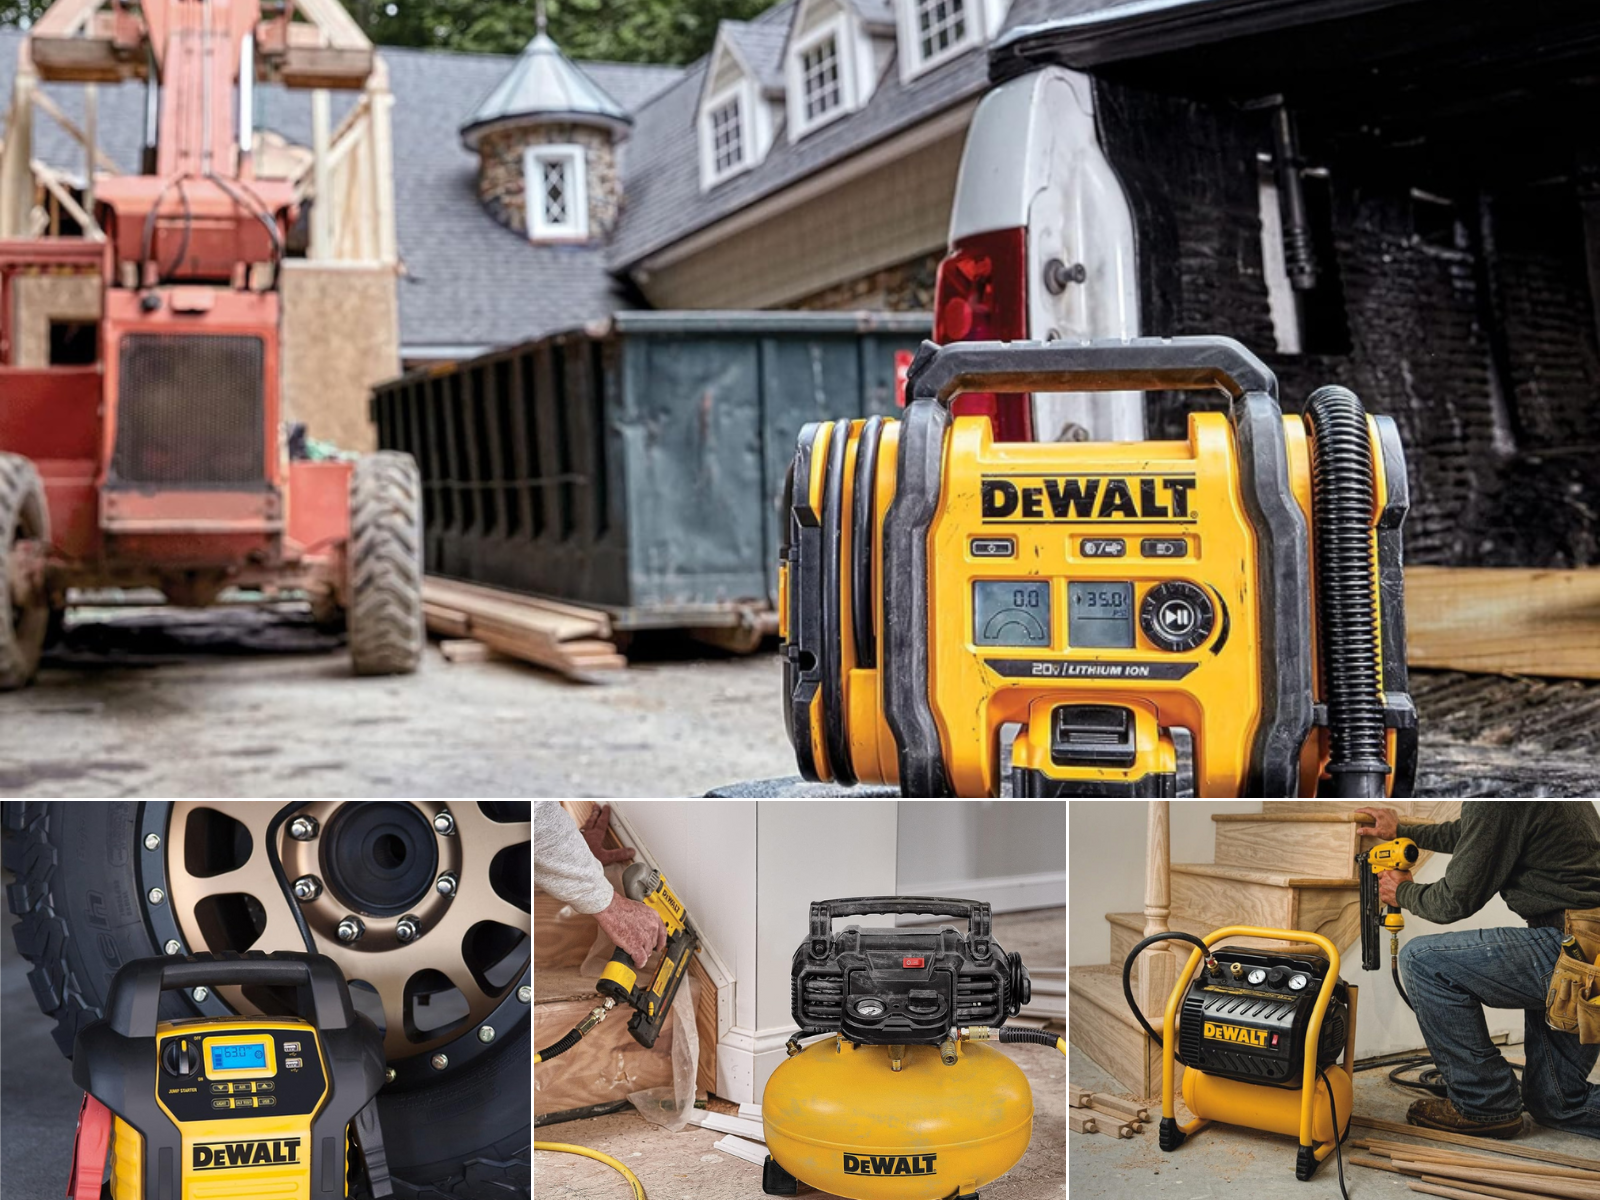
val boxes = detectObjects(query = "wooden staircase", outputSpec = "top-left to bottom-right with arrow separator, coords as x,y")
1070,800 -> 1460,1099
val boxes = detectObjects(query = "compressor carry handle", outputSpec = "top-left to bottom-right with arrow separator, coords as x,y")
905,336 -> 1278,407
104,951 -> 356,1039
809,896 -> 991,939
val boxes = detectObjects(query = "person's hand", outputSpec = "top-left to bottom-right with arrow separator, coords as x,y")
595,892 -> 667,967
581,804 -> 637,866
1379,869 -> 1412,908
1354,807 -> 1399,840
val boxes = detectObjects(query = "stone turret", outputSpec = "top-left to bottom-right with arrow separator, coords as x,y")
460,29 -> 629,241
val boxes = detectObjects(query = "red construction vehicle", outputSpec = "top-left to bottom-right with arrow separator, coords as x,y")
0,0 -> 421,689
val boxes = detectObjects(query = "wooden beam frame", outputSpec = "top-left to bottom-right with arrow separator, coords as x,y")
1405,566 -> 1600,679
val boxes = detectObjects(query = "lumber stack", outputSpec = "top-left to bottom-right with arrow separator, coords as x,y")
1351,1132 -> 1600,1200
1069,1085 -> 1144,1138
422,576 -> 625,680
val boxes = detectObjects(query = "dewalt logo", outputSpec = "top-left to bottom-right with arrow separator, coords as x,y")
980,476 -> 1196,523
843,1153 -> 937,1176
1203,1021 -> 1267,1047
192,1138 -> 302,1170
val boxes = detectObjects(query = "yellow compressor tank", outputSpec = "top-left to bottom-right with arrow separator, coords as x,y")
762,1038 -> 1033,1200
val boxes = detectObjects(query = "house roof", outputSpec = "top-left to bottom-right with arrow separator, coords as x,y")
459,32 -> 632,149
718,18 -> 791,96
840,0 -> 897,33
0,28 -> 682,354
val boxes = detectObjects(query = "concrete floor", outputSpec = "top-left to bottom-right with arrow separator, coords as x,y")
0,606 -> 786,797
536,907 -> 1066,1199
1069,1046 -> 1600,1199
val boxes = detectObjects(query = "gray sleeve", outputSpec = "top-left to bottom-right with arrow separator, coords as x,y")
534,802 -> 615,915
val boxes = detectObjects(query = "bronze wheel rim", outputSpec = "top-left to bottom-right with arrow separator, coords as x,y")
164,801 -> 530,1062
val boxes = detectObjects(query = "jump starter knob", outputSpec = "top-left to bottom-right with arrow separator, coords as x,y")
161,1037 -> 199,1077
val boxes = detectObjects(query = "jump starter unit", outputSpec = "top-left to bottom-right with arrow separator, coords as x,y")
760,897 -> 1063,1200
1125,926 -> 1356,1181
66,951 -> 391,1200
778,336 -> 1418,798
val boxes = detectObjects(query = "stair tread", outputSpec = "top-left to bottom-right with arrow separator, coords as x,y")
1212,812 -> 1358,823
1171,861 -> 1358,888
1069,964 -> 1167,1032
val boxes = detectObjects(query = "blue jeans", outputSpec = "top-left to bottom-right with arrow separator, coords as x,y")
1400,926 -> 1600,1139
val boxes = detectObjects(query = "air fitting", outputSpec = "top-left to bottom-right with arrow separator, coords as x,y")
576,997 -> 615,1036
940,1038 -> 958,1066
887,1044 -> 907,1072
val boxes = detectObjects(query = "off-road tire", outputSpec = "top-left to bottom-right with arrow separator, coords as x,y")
348,452 -> 424,676
0,452 -> 50,691
2,803 -> 530,1200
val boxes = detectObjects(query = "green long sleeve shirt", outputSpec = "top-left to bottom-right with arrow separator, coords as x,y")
1395,801 -> 1600,926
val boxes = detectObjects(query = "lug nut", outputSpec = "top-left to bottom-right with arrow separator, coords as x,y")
337,916 -> 365,943
477,1025 -> 496,1044
144,833 -> 161,851
148,887 -> 165,905
192,987 -> 209,1002
164,939 -> 183,955
288,815 -> 319,841
293,875 -> 323,902
395,914 -> 421,943
430,1054 -> 448,1071
517,985 -> 531,1004
432,810 -> 456,836
384,1068 -> 396,1084
435,872 -> 458,897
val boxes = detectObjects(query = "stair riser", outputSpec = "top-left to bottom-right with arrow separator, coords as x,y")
1172,872 -> 1360,948
1068,980 -> 1184,1101
1213,821 -> 1362,880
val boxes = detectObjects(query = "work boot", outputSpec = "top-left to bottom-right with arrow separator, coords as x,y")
1406,1097 -> 1525,1139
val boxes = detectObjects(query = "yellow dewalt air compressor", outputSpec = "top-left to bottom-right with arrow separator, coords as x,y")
779,336 -> 1418,798
66,951 -> 391,1200
1123,926 -> 1356,1184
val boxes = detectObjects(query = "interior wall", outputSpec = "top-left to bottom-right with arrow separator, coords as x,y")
896,801 -> 1066,913
613,800 -> 758,1029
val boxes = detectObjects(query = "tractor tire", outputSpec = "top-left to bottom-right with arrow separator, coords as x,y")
0,452 -> 50,691
348,451 -> 424,676
2,802 -> 531,1200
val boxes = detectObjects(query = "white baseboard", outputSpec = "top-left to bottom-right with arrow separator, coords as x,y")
716,1024 -> 804,1105
895,871 -> 1066,916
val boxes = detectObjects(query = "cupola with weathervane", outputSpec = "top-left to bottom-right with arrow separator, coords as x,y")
459,9 -> 629,243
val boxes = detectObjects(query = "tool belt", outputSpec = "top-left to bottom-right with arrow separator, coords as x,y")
1546,906 -> 1600,1044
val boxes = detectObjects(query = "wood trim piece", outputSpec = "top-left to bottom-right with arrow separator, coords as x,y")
1405,566 -> 1600,680
1351,1117 -> 1600,1172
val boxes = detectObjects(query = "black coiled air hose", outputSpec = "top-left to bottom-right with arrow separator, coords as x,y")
1121,931 -> 1213,1056
1304,385 -> 1390,798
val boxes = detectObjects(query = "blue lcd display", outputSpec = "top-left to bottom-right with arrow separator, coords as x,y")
211,1042 -> 267,1071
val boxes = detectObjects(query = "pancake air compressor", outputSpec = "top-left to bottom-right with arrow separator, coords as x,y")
64,951 -> 391,1200
1123,926 -> 1356,1183
778,336 -> 1418,797
760,897 -> 1065,1200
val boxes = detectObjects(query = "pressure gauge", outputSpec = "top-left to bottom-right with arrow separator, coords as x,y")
855,998 -> 885,1018
1246,968 -> 1267,986
1288,973 -> 1309,992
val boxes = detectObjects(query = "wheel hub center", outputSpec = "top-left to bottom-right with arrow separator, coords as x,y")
321,802 -> 439,917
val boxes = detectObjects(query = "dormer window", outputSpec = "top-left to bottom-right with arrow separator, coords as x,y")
708,94 -> 747,177
526,145 -> 588,240
898,0 -> 1001,82
801,33 -> 843,122
916,0 -> 968,60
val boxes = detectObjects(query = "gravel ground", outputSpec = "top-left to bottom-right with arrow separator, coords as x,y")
1,608 -> 1595,797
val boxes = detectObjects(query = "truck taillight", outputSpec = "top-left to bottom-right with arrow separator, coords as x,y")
933,227 -> 1031,441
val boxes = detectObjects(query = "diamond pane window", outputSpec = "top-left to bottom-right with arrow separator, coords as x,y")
802,36 -> 842,122
916,0 -> 967,61
524,145 -> 588,240
710,97 -> 745,175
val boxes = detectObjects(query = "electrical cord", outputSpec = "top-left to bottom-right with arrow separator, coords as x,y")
1121,931 -> 1213,1053
534,1142 -> 646,1200
1319,1069 -> 1351,1200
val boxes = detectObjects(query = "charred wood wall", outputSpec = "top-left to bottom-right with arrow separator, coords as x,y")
1095,80 -> 1600,568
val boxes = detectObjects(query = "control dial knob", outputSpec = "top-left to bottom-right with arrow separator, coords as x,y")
162,1037 -> 199,1076
1140,581 -> 1215,652
1267,967 -> 1290,989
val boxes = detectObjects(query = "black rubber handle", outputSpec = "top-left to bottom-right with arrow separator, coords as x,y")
809,896 -> 991,939
905,336 -> 1279,406
105,951 -> 356,1038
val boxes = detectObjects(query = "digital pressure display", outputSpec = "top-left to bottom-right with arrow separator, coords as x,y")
1068,581 -> 1135,649
212,1042 -> 267,1071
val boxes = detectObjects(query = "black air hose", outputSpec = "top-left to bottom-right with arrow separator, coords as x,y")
996,1028 -> 1063,1052
1304,385 -> 1390,798
534,1028 -> 583,1064
1120,931 -> 1213,1055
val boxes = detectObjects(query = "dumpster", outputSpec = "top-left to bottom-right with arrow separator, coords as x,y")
371,311 -> 930,626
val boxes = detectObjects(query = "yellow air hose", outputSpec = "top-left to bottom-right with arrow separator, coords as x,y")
534,1142 -> 647,1200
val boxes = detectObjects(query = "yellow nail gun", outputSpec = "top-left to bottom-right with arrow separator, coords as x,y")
1358,835 -> 1419,1007
534,862 -> 700,1065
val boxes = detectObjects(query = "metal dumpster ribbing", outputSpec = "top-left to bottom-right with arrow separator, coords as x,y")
372,311 -> 930,620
